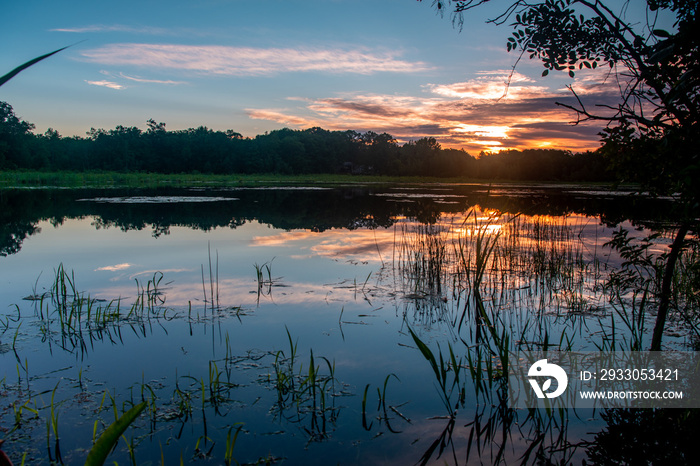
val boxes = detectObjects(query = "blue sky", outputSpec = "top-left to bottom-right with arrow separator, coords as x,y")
2,0 -> 629,153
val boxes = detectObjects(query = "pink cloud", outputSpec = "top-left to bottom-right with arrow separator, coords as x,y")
81,43 -> 431,76
247,72 -> 616,153
85,80 -> 125,90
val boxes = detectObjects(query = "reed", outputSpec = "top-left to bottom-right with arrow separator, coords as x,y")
25,265 -> 171,357
85,401 -> 146,466
46,383 -> 62,464
8,399 -> 39,435
270,328 -> 339,441
408,326 -> 463,415
362,374 -> 408,434
254,259 -> 274,304
223,423 -> 244,466
200,243 -> 220,312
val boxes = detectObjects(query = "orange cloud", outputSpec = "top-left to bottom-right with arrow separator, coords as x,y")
428,71 -> 549,101
248,71 -> 614,153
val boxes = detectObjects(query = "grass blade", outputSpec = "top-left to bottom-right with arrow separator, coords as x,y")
0,45 -> 72,87
85,401 -> 146,466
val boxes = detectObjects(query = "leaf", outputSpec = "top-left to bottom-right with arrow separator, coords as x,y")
542,69 -> 549,77
85,401 -> 146,466
408,327 -> 440,379
569,70 -> 575,78
542,379 -> 552,392
652,29 -> 670,38
0,45 -> 72,87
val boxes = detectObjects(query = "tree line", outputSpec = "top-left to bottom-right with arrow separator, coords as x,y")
1,101 -> 611,180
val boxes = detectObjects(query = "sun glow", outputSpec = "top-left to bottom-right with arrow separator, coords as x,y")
453,124 -> 510,139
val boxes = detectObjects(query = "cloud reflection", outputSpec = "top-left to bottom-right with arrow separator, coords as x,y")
251,228 -> 394,264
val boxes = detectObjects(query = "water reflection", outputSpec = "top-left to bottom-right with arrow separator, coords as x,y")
0,184 -> 675,257
586,408 -> 700,464
0,183 -> 695,464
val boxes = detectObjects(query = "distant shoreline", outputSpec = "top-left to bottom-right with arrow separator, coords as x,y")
0,170 -> 624,189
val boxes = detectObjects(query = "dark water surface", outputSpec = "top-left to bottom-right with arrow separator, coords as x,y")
0,183 -> 694,464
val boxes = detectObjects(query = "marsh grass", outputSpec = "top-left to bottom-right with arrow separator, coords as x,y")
2,259 -> 353,464
675,240 -> 700,344
254,259 -> 275,304
270,328 -> 340,442
393,208 -> 640,463
361,374 -> 409,434
199,243 -> 221,313
395,209 -> 615,349
396,222 -> 450,297
394,209 -> 699,463
597,228 -> 700,350
23,265 -> 172,357
3,205 -> 697,464
408,326 -> 463,415
0,170 -> 490,189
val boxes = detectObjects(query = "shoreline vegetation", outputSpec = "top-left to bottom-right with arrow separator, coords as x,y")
2,101 -> 614,184
0,170 -> 626,189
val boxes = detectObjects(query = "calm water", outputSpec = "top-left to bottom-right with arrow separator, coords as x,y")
0,183 -> 691,464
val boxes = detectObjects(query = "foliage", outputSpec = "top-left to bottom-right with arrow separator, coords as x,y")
0,45 -> 71,87
586,408 -> 700,464
0,102 -> 35,169
84,401 -> 146,466
0,101 -> 611,181
425,0 -> 699,211
421,0 -> 699,349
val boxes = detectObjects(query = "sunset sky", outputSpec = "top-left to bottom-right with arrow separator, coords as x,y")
2,0 -> 634,153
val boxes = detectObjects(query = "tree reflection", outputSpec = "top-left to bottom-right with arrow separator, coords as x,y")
586,408 -> 700,465
0,184 -> 675,256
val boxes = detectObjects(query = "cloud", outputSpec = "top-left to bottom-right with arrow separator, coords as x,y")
52,24 -> 177,35
85,80 -> 125,90
118,72 -> 187,85
92,70 -> 188,87
80,43 -> 431,76
245,109 -> 320,128
427,72 -> 549,101
96,263 -> 132,271
248,71 -> 617,153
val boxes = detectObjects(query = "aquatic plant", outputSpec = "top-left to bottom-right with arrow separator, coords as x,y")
21,265 -> 173,357
270,328 -> 340,441
85,401 -> 146,466
201,243 -> 220,312
223,423 -> 244,466
408,326 -> 463,415
361,374 -> 409,434
254,258 -> 275,304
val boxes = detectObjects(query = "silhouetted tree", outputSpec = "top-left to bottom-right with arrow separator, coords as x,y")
422,0 -> 699,350
0,102 -> 34,169
0,100 -> 619,182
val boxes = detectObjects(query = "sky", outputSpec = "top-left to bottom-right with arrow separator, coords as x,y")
1,0 -> 637,154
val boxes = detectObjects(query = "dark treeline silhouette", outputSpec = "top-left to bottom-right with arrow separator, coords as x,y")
1,101 -> 611,180
0,185 -> 676,257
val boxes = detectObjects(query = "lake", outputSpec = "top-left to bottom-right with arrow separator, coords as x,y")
0,182 -> 695,465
